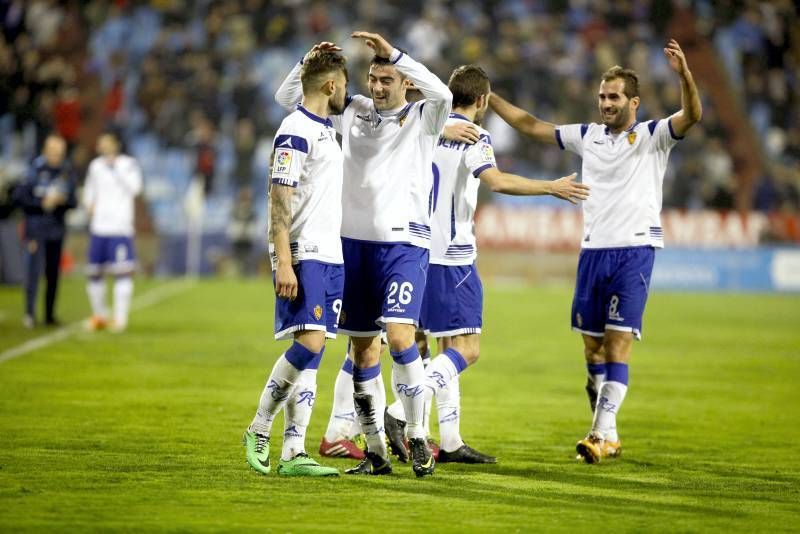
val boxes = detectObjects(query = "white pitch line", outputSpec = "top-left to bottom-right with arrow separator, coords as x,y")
0,279 -> 195,365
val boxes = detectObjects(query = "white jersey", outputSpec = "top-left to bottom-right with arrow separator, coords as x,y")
268,105 -> 343,267
556,119 -> 682,249
430,114 -> 497,265
275,49 -> 452,248
83,154 -> 143,237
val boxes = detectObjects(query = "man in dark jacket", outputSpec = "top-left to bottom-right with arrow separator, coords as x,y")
14,134 -> 77,327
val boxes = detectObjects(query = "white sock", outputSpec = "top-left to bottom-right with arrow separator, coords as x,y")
436,375 -> 464,452
282,368 -> 317,461
592,381 -> 628,442
249,354 -> 302,436
391,345 -> 426,439
424,352 -> 462,393
324,356 -> 357,442
87,279 -> 108,318
353,365 -> 388,458
113,277 -> 133,328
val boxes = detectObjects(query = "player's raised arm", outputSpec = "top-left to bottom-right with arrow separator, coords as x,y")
352,31 -> 452,135
663,39 -> 702,137
478,169 -> 588,203
275,42 -> 342,111
489,92 -> 558,145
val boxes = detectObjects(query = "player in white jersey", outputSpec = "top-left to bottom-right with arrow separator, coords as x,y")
243,50 -> 348,478
83,132 -> 143,333
275,32 -> 452,477
489,40 -> 702,463
383,65 -> 588,464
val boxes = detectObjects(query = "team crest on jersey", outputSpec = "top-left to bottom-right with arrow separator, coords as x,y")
480,143 -> 494,162
313,305 -> 323,321
627,131 -> 637,145
274,150 -> 292,173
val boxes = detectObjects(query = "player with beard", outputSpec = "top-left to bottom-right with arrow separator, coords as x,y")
243,49 -> 349,477
489,40 -> 702,463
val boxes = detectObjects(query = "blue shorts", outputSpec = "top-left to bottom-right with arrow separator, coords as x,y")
274,261 -> 344,341
420,263 -> 483,337
339,238 -> 429,336
87,235 -> 136,276
571,246 -> 655,340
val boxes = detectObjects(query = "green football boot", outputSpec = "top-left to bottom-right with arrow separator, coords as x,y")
243,430 -> 271,475
278,453 -> 340,477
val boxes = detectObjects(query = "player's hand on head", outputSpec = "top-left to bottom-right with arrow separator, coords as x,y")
305,41 -> 342,62
552,173 -> 589,204
664,39 -> 688,74
351,31 -> 393,58
275,264 -> 299,300
443,122 -> 480,144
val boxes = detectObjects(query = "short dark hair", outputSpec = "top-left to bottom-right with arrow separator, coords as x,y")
448,65 -> 490,108
301,51 -> 348,90
369,47 -> 408,69
601,65 -> 639,99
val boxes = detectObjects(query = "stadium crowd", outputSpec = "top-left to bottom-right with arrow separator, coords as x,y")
0,0 -> 798,237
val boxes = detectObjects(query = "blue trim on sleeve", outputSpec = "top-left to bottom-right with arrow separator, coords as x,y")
648,120 -> 659,135
343,95 -> 353,110
668,118 -> 684,140
555,129 -> 565,150
271,177 -> 299,187
479,133 -> 492,144
274,134 -> 310,153
391,50 -> 404,64
419,102 -> 425,117
580,124 -> 589,138
472,163 -> 494,177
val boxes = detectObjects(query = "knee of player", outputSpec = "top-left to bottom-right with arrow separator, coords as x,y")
583,344 -> 605,363
385,330 -> 415,353
463,347 -> 479,366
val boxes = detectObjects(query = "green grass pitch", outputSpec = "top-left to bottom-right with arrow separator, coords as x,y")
1,277 -> 799,532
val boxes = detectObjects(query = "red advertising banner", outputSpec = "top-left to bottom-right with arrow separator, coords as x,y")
474,206 -> 800,251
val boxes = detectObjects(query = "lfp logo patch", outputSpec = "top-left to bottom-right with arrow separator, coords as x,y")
480,143 -> 494,162
274,150 -> 292,174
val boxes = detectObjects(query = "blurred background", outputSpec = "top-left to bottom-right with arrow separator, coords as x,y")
0,0 -> 798,294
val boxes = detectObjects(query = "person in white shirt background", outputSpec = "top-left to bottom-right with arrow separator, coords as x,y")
83,131 -> 143,333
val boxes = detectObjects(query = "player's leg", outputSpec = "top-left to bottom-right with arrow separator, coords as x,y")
577,247 -> 654,463
583,335 -> 606,412
420,264 -> 483,399
590,330 -> 632,449
22,238 -> 43,327
376,243 -> 432,477
431,334 -> 495,464
345,334 -> 392,475
110,237 -> 136,332
244,262 -> 329,475
571,248 -> 612,463
85,235 -> 109,330
277,337 -> 338,477
319,347 -> 366,459
278,263 -> 344,476
43,238 -> 63,325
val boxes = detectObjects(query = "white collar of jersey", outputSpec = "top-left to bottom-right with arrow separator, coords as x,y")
296,104 -> 333,127
604,121 -> 640,136
377,102 -> 413,118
